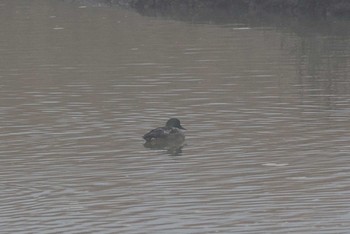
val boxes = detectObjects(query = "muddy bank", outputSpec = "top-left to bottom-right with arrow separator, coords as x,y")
126,0 -> 350,18
62,0 -> 350,37
64,0 -> 350,18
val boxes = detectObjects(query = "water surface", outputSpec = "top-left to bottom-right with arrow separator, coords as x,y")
1,1 -> 350,233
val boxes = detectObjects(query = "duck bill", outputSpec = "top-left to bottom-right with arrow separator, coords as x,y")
179,125 -> 186,130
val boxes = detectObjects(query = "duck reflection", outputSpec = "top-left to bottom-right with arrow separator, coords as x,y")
143,138 -> 185,156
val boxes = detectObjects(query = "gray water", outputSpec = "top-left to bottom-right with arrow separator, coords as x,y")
1,0 -> 350,233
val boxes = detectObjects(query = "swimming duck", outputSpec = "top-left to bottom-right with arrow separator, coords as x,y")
143,118 -> 186,142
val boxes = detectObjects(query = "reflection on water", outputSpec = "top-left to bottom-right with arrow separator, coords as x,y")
1,0 -> 350,233
143,140 -> 185,156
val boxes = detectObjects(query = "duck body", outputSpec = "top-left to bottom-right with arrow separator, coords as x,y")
143,118 -> 186,142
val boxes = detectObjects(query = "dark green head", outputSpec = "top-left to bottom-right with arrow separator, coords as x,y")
166,118 -> 186,130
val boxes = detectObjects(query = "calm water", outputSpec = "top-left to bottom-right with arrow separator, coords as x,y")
1,0 -> 350,233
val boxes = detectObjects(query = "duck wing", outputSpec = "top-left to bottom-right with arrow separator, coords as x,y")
143,127 -> 170,141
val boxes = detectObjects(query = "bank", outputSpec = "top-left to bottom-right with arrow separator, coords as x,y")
113,0 -> 350,18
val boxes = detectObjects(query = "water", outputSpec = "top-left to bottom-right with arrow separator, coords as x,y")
1,0 -> 350,233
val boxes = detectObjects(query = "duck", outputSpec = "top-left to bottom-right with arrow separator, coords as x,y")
143,118 -> 186,142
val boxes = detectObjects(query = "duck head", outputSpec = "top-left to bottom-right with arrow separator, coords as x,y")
166,118 -> 186,130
